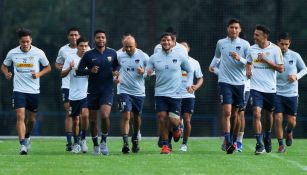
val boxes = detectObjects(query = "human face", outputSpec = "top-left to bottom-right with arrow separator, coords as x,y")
95,32 -> 106,49
77,42 -> 89,56
123,39 -> 136,56
68,31 -> 80,46
19,36 -> 32,52
161,35 -> 174,52
277,39 -> 291,54
253,29 -> 267,45
180,42 -> 190,53
227,23 -> 241,39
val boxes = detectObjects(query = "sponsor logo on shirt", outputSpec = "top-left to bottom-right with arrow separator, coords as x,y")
172,59 -> 177,63
182,71 -> 187,77
107,56 -> 112,62
236,46 -> 241,51
289,60 -> 293,65
16,63 -> 33,68
135,59 -> 140,64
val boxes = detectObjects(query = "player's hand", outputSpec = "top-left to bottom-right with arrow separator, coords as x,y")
70,60 -> 75,68
191,85 -> 198,91
288,74 -> 297,82
91,66 -> 99,74
230,52 -> 240,61
112,71 -> 119,77
208,66 -> 215,73
187,86 -> 194,94
114,75 -> 120,84
31,71 -> 40,79
5,72 -> 12,80
147,69 -> 154,76
256,53 -> 267,63
137,66 -> 144,75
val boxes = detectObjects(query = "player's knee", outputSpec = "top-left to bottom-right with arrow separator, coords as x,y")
169,112 -> 180,120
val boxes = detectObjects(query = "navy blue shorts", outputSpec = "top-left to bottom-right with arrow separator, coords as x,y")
155,96 -> 181,116
275,95 -> 298,116
12,91 -> 39,112
250,90 -> 275,112
61,88 -> 69,103
70,98 -> 88,117
181,98 -> 195,115
118,93 -> 145,113
218,82 -> 244,108
87,93 -> 113,110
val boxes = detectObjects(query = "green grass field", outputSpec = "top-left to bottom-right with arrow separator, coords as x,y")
0,137 -> 306,175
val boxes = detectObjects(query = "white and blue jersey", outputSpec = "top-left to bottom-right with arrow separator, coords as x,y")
63,53 -> 88,101
179,57 -> 203,98
147,49 -> 193,98
3,45 -> 49,94
117,49 -> 149,97
214,37 -> 250,85
247,42 -> 284,93
56,44 -> 77,89
277,49 -> 307,97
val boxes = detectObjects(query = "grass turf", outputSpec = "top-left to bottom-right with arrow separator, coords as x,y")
0,137 -> 306,175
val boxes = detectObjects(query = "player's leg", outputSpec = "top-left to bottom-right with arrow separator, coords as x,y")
119,94 -> 131,154
274,95 -> 285,152
71,115 -> 81,153
180,98 -> 195,152
262,93 -> 275,153
250,90 -> 265,155
62,89 -> 72,151
130,95 -> 144,153
285,96 -> 298,146
236,91 -> 249,152
80,106 -> 89,153
88,93 -> 99,155
168,98 -> 182,143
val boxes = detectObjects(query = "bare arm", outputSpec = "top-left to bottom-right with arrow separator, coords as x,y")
1,64 -> 12,80
32,64 -> 51,79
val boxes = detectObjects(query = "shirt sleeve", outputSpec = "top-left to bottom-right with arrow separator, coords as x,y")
194,60 -> 203,78
275,47 -> 284,65
142,53 -> 150,77
214,41 -> 221,58
181,56 -> 193,87
56,48 -> 65,64
39,51 -> 50,67
112,52 -> 120,72
76,53 -> 91,75
295,53 -> 307,80
3,52 -> 13,66
246,48 -> 253,64
62,57 -> 71,71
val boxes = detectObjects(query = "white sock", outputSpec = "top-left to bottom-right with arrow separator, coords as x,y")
237,132 -> 244,143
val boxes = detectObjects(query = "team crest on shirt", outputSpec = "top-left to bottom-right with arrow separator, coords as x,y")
289,60 -> 293,65
29,56 -> 34,62
135,59 -> 140,64
107,56 -> 112,62
172,59 -> 177,63
236,46 -> 241,51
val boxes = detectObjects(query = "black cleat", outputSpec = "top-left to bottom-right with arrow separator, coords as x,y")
157,136 -> 162,148
226,144 -> 235,154
122,143 -> 130,154
66,143 -> 72,152
132,139 -> 140,153
286,131 -> 293,146
255,143 -> 265,155
263,137 -> 272,153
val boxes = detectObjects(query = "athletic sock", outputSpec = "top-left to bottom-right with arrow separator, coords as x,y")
80,129 -> 86,140
92,136 -> 99,146
182,138 -> 188,145
224,132 -> 231,145
255,134 -> 263,145
278,139 -> 284,146
101,133 -> 108,143
25,133 -> 31,139
20,139 -> 25,145
73,135 -> 79,144
66,132 -> 72,145
237,132 -> 244,143
123,134 -> 129,144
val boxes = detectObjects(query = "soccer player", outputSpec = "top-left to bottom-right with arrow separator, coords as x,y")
274,32 -> 307,152
77,29 -> 119,155
213,19 -> 250,154
1,28 -> 51,155
147,32 -> 193,154
55,27 -> 80,151
246,25 -> 284,155
178,41 -> 203,152
116,35 -> 149,153
61,37 -> 90,153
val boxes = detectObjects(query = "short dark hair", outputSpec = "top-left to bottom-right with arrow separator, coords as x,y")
165,27 -> 177,36
77,37 -> 89,45
17,28 -> 32,38
227,18 -> 241,27
67,27 -> 80,35
160,32 -> 175,40
278,32 -> 291,41
255,24 -> 270,35
94,29 -> 106,36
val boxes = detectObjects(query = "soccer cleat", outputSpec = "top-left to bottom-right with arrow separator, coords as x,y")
157,136 -> 163,148
221,139 -> 227,152
80,139 -> 88,153
236,142 -> 243,152
278,145 -> 286,153
173,129 -> 181,142
71,144 -> 81,153
132,139 -> 140,153
20,145 -> 28,155
255,143 -> 265,155
226,144 -> 236,154
100,142 -> 109,155
179,144 -> 188,152
263,137 -> 272,153
122,143 -> 130,154
66,143 -> 72,152
137,131 -> 142,141
25,138 -> 31,151
160,145 -> 170,154
286,131 -> 293,146
93,145 -> 100,155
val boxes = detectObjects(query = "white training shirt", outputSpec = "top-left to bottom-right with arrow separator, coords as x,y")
56,44 -> 77,89
63,53 -> 88,101
247,42 -> 284,93
3,45 -> 49,94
